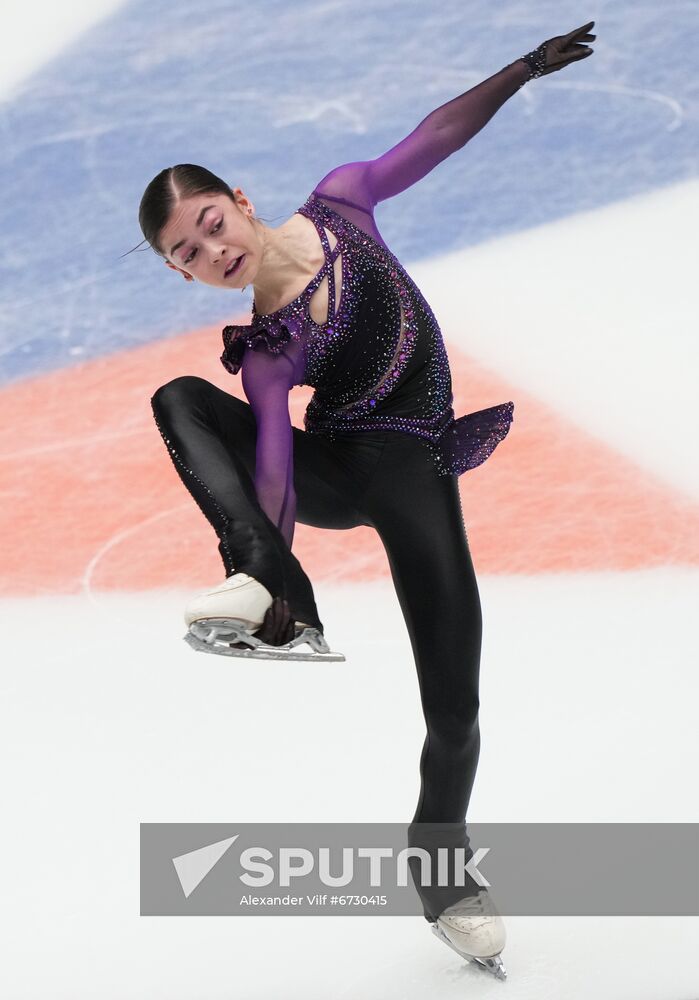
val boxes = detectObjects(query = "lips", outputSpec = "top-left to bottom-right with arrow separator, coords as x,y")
225,254 -> 245,277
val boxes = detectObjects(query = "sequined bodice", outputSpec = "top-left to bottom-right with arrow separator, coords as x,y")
223,194 -> 450,437
215,60 -> 532,546
221,190 -> 513,476
296,196 -> 435,420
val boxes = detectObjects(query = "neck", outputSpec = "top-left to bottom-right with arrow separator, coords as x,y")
250,217 -> 310,310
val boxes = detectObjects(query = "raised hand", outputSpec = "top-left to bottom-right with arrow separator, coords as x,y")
523,21 -> 596,79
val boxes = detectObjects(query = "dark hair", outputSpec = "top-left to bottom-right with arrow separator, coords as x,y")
120,163 -> 273,260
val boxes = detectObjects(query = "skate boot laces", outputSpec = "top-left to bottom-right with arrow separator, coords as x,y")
438,888 -> 505,938
433,890 -> 507,980
441,888 -> 496,920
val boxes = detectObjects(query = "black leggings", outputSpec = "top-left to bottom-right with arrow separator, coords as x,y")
151,375 -> 484,921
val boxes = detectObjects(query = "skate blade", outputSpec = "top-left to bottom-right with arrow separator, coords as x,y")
183,616 -> 346,662
431,923 -> 507,980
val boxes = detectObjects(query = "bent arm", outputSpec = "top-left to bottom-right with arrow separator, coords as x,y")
241,348 -> 297,549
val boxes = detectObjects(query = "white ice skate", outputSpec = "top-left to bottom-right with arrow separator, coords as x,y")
432,888 -> 507,980
182,572 -> 345,662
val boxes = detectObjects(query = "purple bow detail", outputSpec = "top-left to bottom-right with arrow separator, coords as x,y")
220,313 -> 303,375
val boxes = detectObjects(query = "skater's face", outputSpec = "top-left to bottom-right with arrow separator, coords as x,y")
161,189 -> 259,288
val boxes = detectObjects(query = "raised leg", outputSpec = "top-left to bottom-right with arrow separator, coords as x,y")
150,376 -> 373,629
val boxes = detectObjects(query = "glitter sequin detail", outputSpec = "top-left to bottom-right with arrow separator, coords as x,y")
151,403 -> 236,574
220,192 -> 514,476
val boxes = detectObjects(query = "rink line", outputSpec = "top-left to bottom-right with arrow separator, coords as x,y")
2,324 -> 698,597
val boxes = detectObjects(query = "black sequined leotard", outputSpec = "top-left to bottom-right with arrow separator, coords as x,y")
221,58 -> 527,545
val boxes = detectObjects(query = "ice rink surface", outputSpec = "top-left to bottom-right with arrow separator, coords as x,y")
1,1 -> 698,997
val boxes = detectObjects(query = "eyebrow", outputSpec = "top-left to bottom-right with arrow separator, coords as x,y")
169,204 -> 216,258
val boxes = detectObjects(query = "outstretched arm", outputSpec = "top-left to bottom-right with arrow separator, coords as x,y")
313,23 -> 595,214
365,58 -> 530,205
312,61 -> 528,214
241,346 -> 297,549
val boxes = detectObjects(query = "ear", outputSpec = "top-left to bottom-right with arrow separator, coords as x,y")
165,260 -> 193,280
231,185 -> 255,217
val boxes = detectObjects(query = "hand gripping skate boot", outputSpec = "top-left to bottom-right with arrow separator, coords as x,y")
432,888 -> 507,980
182,572 -> 345,662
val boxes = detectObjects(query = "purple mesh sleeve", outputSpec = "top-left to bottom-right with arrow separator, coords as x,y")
242,57 -> 529,543
312,58 -> 530,230
240,343 -> 297,548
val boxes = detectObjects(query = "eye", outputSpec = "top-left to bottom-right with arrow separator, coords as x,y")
183,219 -> 223,265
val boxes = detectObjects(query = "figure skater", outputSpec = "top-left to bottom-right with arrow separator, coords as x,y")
128,22 -> 595,979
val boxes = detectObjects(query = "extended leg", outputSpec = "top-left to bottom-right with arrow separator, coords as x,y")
362,434 -> 484,920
